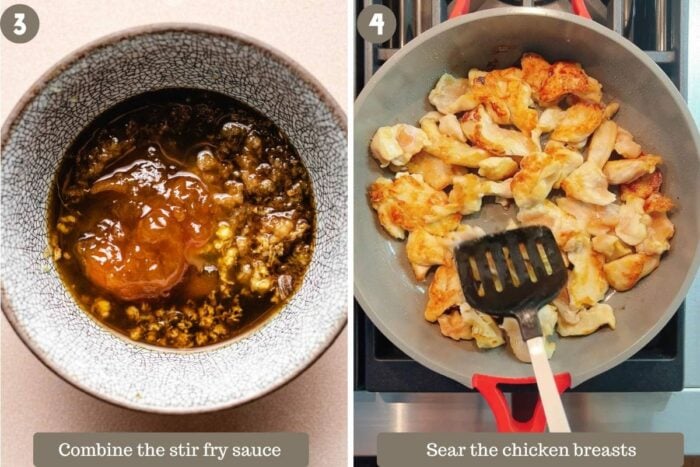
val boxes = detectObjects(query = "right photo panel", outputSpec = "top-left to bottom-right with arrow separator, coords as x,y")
354,1 -> 700,466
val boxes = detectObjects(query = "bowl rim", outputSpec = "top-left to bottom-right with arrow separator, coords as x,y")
0,22 -> 347,414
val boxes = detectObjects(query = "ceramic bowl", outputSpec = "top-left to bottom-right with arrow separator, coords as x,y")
1,24 -> 347,413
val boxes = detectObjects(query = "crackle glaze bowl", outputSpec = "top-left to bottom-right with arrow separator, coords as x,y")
1,24 -> 347,413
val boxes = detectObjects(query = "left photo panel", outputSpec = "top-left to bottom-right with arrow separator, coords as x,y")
0,1 -> 348,466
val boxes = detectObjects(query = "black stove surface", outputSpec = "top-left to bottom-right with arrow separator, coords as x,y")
355,302 -> 684,392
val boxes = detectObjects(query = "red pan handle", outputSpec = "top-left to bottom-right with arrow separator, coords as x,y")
448,1 -> 591,20
448,0 -> 470,19
570,0 -> 592,19
472,373 -> 572,432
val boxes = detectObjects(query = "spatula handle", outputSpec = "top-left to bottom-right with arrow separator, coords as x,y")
527,337 -> 571,433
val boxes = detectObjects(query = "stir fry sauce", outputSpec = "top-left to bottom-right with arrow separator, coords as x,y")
49,89 -> 315,348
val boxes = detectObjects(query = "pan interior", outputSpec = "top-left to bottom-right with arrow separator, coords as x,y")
354,9 -> 700,387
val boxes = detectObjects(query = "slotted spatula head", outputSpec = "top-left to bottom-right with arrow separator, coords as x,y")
454,226 -> 567,338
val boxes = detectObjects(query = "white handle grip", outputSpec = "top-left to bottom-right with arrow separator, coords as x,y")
527,337 -> 571,432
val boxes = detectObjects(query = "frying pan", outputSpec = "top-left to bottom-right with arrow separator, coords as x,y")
354,7 -> 700,431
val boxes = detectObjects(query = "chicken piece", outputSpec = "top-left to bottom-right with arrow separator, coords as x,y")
544,140 -> 584,188
406,229 -> 451,281
425,263 -> 464,322
614,126 -> 642,159
522,54 -> 602,105
512,152 -> 562,208
460,304 -> 505,349
561,161 -> 616,206
603,102 -> 620,119
557,303 -> 615,337
636,212 -> 674,256
438,309 -> 473,340
520,52 -> 551,96
516,200 -> 579,248
644,192 -> 674,214
620,171 -> 662,202
566,234 -> 609,308
477,157 -> 519,181
407,225 -> 485,281
550,102 -> 604,145
449,174 -> 513,215
420,116 -> 489,168
587,120 -> 617,168
406,151 -> 465,190
591,233 -> 633,261
603,253 -> 660,291
552,287 -> 580,325
556,197 -> 620,236
537,108 -> 565,133
460,105 -> 538,156
439,113 -> 466,142
429,74 -> 477,114
545,141 -> 584,186
603,155 -> 663,185
501,305 -> 558,362
468,67 -> 539,134
615,196 -> 651,246
368,174 -> 461,239
370,124 -> 429,168
537,60 -> 603,105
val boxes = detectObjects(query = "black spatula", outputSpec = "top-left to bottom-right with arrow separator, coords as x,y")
454,225 -> 571,432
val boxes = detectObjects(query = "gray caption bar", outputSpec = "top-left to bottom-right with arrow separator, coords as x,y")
378,433 -> 683,467
34,432 -> 308,467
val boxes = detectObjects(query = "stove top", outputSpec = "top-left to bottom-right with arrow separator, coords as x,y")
355,0 -> 688,394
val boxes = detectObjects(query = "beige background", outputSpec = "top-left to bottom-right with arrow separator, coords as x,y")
0,1 -> 348,466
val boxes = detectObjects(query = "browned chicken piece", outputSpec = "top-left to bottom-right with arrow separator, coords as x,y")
441,311 -> 506,348
406,151 -> 466,190
591,233 -> 633,261
467,67 -> 539,134
544,140 -> 584,188
370,123 -> 429,167
620,171 -> 662,202
557,303 -> 615,337
565,234 -> 609,308
477,157 -> 519,181
516,200 -> 580,248
520,53 -> 551,97
368,174 -> 461,239
587,120 -> 618,168
561,161 -> 616,206
425,263 -> 464,322
420,116 -> 490,168
644,192 -> 675,213
521,53 -> 603,105
615,196 -> 651,246
603,155 -> 663,185
512,152 -> 562,208
438,309 -> 473,340
603,253 -> 660,291
428,74 -> 477,114
550,101 -> 605,145
614,126 -> 642,159
449,173 -> 513,215
406,225 -> 485,281
636,212 -> 675,256
461,105 -> 538,156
